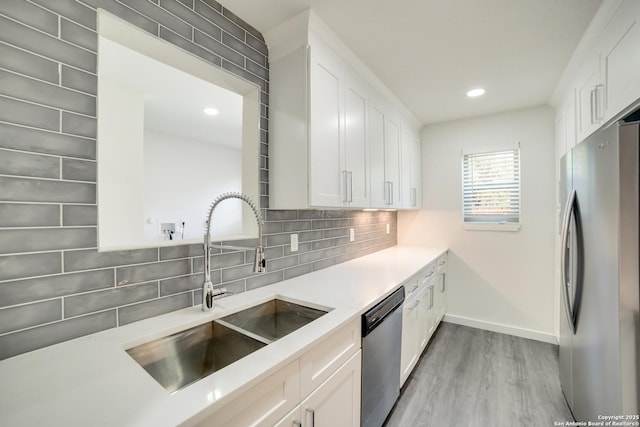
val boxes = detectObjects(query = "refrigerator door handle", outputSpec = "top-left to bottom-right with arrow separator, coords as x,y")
560,188 -> 577,334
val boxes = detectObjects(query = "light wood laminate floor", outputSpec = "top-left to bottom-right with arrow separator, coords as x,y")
385,322 -> 573,427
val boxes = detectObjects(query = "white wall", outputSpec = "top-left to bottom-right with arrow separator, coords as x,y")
143,130 -> 242,242
398,105 -> 557,343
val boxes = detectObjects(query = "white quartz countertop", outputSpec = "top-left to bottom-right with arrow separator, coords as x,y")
0,245 -> 446,427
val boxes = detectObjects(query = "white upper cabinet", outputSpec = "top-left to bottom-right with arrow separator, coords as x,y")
308,35 -> 346,207
368,96 -> 387,208
267,10 -> 420,210
554,0 -> 640,153
384,112 -> 402,208
401,126 -> 421,209
599,0 -> 640,122
575,52 -> 602,142
343,71 -> 370,207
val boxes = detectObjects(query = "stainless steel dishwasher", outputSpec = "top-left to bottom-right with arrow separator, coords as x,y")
361,286 -> 405,427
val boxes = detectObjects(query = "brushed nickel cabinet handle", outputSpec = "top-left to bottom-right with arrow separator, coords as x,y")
306,408 -> 315,427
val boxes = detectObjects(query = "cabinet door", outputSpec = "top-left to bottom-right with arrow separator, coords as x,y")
436,255 -> 448,323
309,40 -> 345,207
384,115 -> 402,208
416,285 -> 433,353
575,52 -> 601,143
401,129 -> 421,209
301,350 -> 361,427
400,297 -> 420,386
410,133 -> 421,208
343,74 -> 369,207
369,99 -> 387,208
600,0 -> 640,121
196,360 -> 299,427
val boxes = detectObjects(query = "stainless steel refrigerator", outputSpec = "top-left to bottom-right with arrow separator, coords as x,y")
559,115 -> 639,421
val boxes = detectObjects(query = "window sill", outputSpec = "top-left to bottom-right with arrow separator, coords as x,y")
463,222 -> 521,232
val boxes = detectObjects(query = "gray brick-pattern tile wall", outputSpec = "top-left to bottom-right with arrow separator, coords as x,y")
0,0 -> 398,360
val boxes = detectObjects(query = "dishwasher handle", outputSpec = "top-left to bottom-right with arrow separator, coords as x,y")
362,286 -> 405,337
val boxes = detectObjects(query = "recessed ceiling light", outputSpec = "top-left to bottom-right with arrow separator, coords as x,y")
467,88 -> 485,98
203,107 -> 219,116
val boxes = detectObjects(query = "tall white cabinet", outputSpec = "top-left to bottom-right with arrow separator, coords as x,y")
267,10 -> 421,210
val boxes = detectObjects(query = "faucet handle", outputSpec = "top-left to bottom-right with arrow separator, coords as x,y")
254,246 -> 266,273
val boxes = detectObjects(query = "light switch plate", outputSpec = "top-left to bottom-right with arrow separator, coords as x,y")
350,228 -> 355,242
291,233 -> 298,252
386,223 -> 390,234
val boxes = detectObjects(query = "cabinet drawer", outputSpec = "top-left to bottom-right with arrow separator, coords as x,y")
195,360 -> 300,427
300,317 -> 360,398
421,263 -> 436,285
403,274 -> 421,297
437,254 -> 447,272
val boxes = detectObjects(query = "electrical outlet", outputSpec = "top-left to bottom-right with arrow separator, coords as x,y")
350,228 -> 355,242
291,233 -> 298,252
386,223 -> 390,234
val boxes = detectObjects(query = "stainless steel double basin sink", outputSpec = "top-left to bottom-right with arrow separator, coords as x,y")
126,299 -> 329,393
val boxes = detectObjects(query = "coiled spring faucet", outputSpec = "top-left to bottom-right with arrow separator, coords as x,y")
202,192 -> 265,311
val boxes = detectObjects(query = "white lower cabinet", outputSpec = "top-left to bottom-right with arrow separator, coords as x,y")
400,289 -> 420,385
196,360 -> 300,427
435,253 -> 448,323
197,319 -> 361,427
300,351 -> 361,427
400,252 -> 448,386
276,351 -> 361,427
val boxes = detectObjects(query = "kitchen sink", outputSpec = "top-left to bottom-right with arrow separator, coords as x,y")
126,299 -> 330,393
126,320 -> 266,393
219,299 -> 329,343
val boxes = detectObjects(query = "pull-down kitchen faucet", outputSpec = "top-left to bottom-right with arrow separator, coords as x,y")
202,192 -> 265,312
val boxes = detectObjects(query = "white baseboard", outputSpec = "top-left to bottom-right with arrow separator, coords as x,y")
443,314 -> 558,345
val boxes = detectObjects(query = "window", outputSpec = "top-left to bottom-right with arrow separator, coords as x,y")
462,148 -> 520,228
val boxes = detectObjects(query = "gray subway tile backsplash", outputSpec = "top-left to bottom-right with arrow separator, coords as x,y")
61,111 -> 98,139
0,122 -> 96,160
80,0 -> 158,36
30,0 -> 98,31
0,0 -> 397,360
0,203 -> 60,228
61,17 -> 97,52
64,281 -> 159,317
0,300 -> 62,335
0,228 -> 97,254
194,0 -> 244,40
0,252 -> 62,282
0,15 -> 96,73
0,69 -> 96,117
0,43 -> 59,84
194,29 -> 245,67
61,65 -> 98,96
62,205 -> 97,226
118,293 -> 191,326
127,0 -> 193,39
0,149 -> 60,179
0,310 -> 116,360
61,158 -> 97,182
0,96 -> 60,132
0,0 -> 59,37
159,26 -> 222,66
116,259 -> 191,285
0,176 -> 96,203
0,269 -> 114,308
63,248 -> 158,271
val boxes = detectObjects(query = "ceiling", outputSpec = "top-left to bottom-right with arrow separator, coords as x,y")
219,0 -> 601,125
100,37 -> 243,148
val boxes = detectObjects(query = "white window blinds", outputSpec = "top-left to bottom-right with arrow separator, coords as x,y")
462,149 -> 520,223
